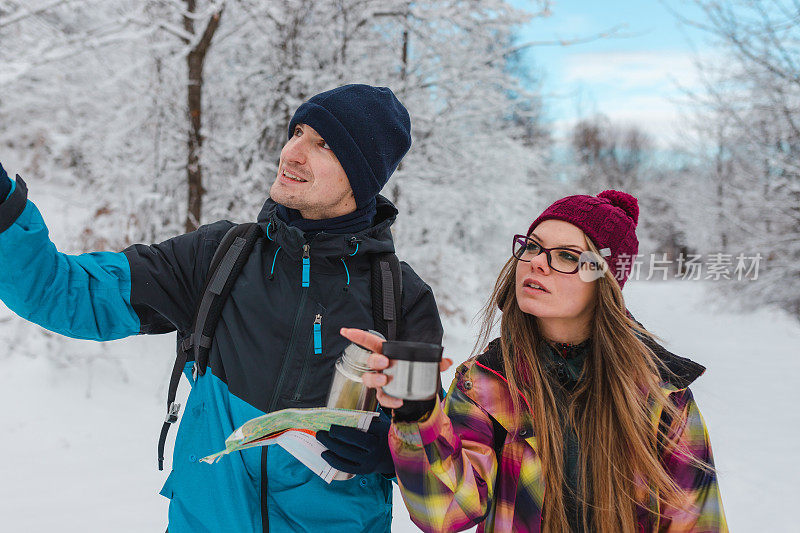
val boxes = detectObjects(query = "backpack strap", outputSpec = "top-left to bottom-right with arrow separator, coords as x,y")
370,252 -> 403,341
157,222 -> 263,470
188,222 -> 263,375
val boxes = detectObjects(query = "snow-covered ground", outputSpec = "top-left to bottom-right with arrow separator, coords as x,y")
1,186 -> 798,531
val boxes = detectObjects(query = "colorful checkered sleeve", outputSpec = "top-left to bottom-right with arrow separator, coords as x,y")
389,378 -> 498,533
659,389 -> 729,532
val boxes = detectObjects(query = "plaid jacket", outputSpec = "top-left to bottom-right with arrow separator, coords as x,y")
389,339 -> 728,533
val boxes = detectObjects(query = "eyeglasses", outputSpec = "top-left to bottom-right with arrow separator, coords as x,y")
512,234 -> 583,274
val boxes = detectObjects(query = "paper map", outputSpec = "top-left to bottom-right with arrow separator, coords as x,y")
201,407 -> 378,483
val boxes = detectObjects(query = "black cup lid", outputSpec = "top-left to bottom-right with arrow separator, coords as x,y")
381,340 -> 443,362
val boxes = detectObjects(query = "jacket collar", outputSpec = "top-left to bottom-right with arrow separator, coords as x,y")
256,195 -> 398,261
475,334 -> 706,392
635,333 -> 706,390
461,333 -> 706,437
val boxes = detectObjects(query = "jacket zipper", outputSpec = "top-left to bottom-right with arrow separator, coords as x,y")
313,313 -> 322,355
261,446 -> 269,533
301,243 -> 310,287
292,313 -> 322,401
268,244 -> 310,412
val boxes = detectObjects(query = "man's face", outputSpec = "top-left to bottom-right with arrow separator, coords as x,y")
269,123 -> 356,219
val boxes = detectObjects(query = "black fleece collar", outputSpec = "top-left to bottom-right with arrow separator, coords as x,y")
478,331 -> 706,391
274,196 -> 377,235
256,194 -> 398,261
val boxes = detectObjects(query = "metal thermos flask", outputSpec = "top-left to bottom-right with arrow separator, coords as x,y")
326,330 -> 386,411
381,340 -> 444,400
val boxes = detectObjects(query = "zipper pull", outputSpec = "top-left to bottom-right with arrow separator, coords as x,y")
301,244 -> 310,288
313,314 -> 322,355
347,236 -> 361,256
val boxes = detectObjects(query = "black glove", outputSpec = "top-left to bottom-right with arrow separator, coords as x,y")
316,410 -> 394,476
0,162 -> 11,202
391,381 -> 445,423
391,397 -> 437,422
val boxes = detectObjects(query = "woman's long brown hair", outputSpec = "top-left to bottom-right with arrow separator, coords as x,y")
474,233 -> 714,532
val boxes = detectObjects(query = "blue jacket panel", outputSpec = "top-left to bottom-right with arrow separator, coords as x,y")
163,363 -> 392,533
265,446 -> 392,532
162,363 -> 265,532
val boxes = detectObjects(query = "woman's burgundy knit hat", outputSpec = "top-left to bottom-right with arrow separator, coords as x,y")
527,190 -> 640,288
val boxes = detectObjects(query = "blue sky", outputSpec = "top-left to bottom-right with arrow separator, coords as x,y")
510,0 -> 713,146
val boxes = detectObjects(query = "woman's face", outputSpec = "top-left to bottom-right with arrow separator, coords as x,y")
515,219 -> 597,341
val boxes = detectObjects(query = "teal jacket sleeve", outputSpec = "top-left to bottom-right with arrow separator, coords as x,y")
0,177 -> 140,340
0,177 -> 229,341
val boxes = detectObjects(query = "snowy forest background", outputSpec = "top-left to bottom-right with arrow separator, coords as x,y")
0,0 -> 798,531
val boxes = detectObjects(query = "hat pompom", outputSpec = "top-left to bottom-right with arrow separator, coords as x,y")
598,190 -> 639,225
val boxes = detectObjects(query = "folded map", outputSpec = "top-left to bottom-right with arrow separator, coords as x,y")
201,407 -> 378,483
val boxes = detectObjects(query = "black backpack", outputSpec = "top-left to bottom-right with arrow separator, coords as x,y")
157,223 -> 404,470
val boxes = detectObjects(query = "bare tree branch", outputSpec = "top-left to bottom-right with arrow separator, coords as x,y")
0,0 -> 73,29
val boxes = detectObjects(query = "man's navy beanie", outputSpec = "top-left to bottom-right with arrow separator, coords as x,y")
288,84 -> 412,209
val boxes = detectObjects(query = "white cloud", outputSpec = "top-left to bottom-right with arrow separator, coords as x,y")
547,92 -> 697,148
561,50 -> 705,91
542,49 -> 721,146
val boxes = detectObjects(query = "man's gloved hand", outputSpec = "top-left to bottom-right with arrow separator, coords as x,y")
0,162 -> 11,201
316,410 -> 394,476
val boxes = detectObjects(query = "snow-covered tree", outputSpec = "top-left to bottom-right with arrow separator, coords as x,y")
672,0 -> 800,318
1,0 -> 552,317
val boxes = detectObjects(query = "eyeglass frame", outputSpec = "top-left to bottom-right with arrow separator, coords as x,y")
511,233 -> 585,274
